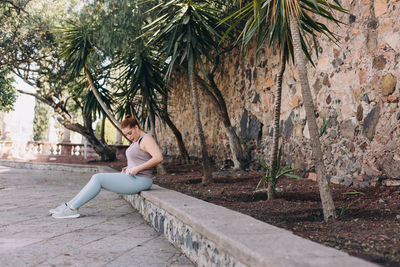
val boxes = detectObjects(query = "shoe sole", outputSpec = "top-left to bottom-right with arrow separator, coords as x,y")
49,209 -> 66,215
52,214 -> 80,219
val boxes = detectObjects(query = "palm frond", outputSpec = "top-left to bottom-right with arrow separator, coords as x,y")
222,0 -> 348,64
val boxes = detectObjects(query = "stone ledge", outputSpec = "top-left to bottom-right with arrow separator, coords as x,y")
123,185 -> 377,267
0,160 -> 106,173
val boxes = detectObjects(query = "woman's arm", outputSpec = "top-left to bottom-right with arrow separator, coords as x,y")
127,135 -> 163,175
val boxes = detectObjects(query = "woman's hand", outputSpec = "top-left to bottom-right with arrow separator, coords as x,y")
127,167 -> 140,175
121,167 -> 127,173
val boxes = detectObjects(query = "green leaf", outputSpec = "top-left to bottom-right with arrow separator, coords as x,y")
343,191 -> 365,195
284,173 -> 303,179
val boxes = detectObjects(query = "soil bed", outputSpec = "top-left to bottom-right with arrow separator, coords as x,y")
149,162 -> 400,267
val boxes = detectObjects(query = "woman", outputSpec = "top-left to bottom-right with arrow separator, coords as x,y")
50,117 -> 163,219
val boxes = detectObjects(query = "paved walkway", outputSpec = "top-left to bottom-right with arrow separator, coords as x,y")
0,165 -> 193,267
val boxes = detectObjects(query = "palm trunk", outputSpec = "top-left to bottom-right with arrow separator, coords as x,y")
190,74 -> 213,184
161,93 -> 190,163
268,57 -> 286,200
290,16 -> 336,221
84,65 -> 126,139
148,110 -> 167,176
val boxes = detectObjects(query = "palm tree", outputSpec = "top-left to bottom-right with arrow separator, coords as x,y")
115,44 -> 170,174
145,0 -> 231,184
57,20 -> 124,136
225,0 -> 347,220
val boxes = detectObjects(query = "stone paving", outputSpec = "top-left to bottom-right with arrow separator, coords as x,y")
0,165 -> 193,267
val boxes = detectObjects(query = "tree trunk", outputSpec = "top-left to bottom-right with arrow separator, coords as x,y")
61,116 -> 116,162
82,110 -> 116,161
84,65 -> 126,138
206,75 -> 247,169
17,88 -> 116,161
161,93 -> 190,163
148,110 -> 167,176
190,74 -> 213,184
290,16 -> 336,221
268,57 -> 286,200
100,115 -> 106,144
190,62 -> 247,170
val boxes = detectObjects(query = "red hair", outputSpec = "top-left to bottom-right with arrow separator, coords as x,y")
121,116 -> 140,129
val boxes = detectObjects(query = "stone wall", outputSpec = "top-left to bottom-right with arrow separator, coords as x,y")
156,0 -> 400,186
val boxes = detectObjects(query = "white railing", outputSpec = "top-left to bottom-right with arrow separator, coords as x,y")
0,141 -> 98,160
0,141 -> 128,162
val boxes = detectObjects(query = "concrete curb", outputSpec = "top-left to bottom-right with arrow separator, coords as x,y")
1,161 -> 377,267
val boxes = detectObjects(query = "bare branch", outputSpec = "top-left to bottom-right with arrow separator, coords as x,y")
0,0 -> 30,15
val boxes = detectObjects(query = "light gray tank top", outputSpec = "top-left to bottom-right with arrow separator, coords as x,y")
126,134 -> 153,178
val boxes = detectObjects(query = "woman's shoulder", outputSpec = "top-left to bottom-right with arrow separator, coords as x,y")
139,133 -> 154,143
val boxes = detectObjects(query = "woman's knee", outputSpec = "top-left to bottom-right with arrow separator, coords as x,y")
91,173 -> 99,180
90,173 -> 104,184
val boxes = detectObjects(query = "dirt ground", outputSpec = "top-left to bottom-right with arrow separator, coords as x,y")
91,160 -> 400,266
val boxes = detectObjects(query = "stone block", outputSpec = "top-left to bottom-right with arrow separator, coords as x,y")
252,93 -> 260,103
383,180 -> 400,186
378,18 -> 393,33
283,112 -> 294,139
364,165 -> 379,177
359,70 -> 367,85
322,74 -> 331,88
379,156 -> 400,179
317,56 -> 330,71
330,176 -> 344,184
366,31 -> 378,52
264,78 -> 273,89
362,94 -> 370,104
240,109 -> 262,141
340,118 -> 358,139
363,106 -> 381,140
329,129 -> 337,139
374,0 -> 387,17
312,78 -> 322,95
294,123 -> 303,138
308,172 -> 317,181
357,181 -> 370,188
326,95 -> 332,104
357,104 -> 363,121
388,95 -> 398,102
384,31 -> 400,50
291,97 -> 299,109
372,55 -> 386,70
331,58 -> 343,68
343,176 -> 353,187
381,73 -> 397,96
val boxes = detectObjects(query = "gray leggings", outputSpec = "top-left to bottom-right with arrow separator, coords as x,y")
68,173 -> 153,209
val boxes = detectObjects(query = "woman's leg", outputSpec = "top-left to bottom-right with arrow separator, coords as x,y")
68,173 -> 152,209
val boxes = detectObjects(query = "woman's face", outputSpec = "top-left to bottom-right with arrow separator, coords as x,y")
122,125 -> 141,142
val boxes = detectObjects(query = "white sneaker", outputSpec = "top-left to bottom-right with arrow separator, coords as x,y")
52,204 -> 80,219
49,203 -> 67,214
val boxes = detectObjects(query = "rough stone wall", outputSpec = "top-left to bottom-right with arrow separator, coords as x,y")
123,194 -> 246,267
156,0 -> 400,186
